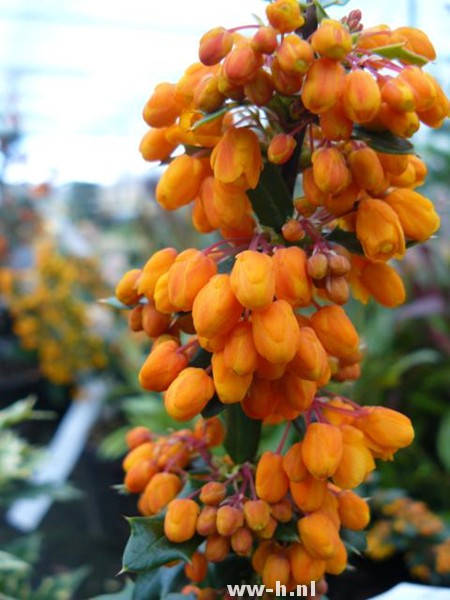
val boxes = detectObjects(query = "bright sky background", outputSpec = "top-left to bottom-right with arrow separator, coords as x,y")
1,0 -> 449,184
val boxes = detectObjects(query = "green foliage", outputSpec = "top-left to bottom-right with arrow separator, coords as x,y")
247,162 -> 293,233
122,515 -> 201,573
224,404 -> 262,464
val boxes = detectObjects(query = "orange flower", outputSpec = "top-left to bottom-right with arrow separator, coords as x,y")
266,0 -> 305,33
165,498 -> 200,543
267,133 -> 297,164
222,320 -> 259,376
337,490 -> 371,530
230,250 -> 275,311
211,350 -> 253,404
383,188 -> 440,241
115,269 -> 142,306
143,472 -> 182,514
356,198 -> 406,262
297,511 -> 340,560
142,82 -> 184,127
273,246 -> 312,307
139,127 -> 178,162
276,34 -> 314,75
167,248 -> 217,312
156,154 -> 206,210
139,340 -> 188,392
310,305 -> 359,360
192,274 -> 243,339
255,451 -> 289,503
251,299 -> 300,364
289,543 -> 326,585
342,70 -> 381,124
138,247 -> 178,299
312,147 -> 351,195
311,19 -> 352,60
222,42 -> 263,87
356,406 -> 414,450
359,261 -> 406,308
302,423 -> 343,479
302,58 -> 345,114
199,27 -> 234,66
210,127 -> 262,189
164,367 -> 215,421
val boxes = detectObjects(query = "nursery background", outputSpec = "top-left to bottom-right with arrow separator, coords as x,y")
0,0 -> 449,599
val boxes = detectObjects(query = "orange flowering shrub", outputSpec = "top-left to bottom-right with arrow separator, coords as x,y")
109,1 -> 448,597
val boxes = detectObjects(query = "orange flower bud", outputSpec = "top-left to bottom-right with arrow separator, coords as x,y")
242,378 -> 278,420
270,498 -> 293,523
312,147 -> 351,195
199,482 -> 227,506
138,248 -> 178,299
277,35 -> 314,75
356,25 -> 393,51
153,272 -> 178,314
271,57 -> 304,95
393,26 -> 436,61
356,406 -> 414,450
376,151 -> 409,176
156,155 -> 206,210
302,167 -> 329,207
290,326 -> 330,383
399,66 -> 438,111
139,340 -> 187,392
378,104 -> 420,138
302,423 -> 343,479
383,188 -> 440,242
337,490 -> 370,530
307,252 -> 329,279
244,500 -> 271,532
347,147 -> 388,195
279,371 -> 316,412
252,540 -> 277,574
141,302 -> 171,338
216,505 -> 244,537
124,460 -> 157,494
212,350 -> 253,404
223,320 -> 258,376
167,249 -> 217,312
325,538 -> 348,575
331,425 -> 375,489
194,416 -> 226,447
211,127 -> 262,189
343,70 -> 382,124
256,451 -> 289,503
290,475 -> 326,513
126,426 -> 151,450
310,305 -> 359,360
192,198 -> 216,234
266,0 -> 305,33
302,58 -> 345,114
185,551 -> 208,583
381,76 -> 416,112
197,506 -> 218,537
297,511 -> 340,560
281,219 -> 305,242
143,82 -> 183,127
139,127 -> 178,162
175,63 -> 212,106
251,26 -> 278,54
194,74 -> 225,113
324,181 -> 360,216
199,27 -> 234,66
230,250 -> 275,311
252,299 -> 300,364
144,472 -> 183,514
116,269 -> 142,306
192,274 -> 243,339
222,42 -> 263,87
244,68 -> 275,106
231,527 -> 254,556
263,554 -> 291,589
417,82 -> 450,129
122,441 -> 154,472
256,356 -> 287,380
128,305 -> 144,332
273,247 -> 312,307
360,262 -> 406,308
356,198 -> 406,262
165,367 -> 215,421
267,133 -> 297,165
311,19 -> 352,60
282,442 -> 307,483
204,534 -> 230,562
289,543 -> 326,585
165,498 -> 200,543
319,99 -> 353,141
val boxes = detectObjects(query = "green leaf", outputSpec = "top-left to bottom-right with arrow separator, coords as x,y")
91,579 -> 135,600
352,127 -> 415,154
188,347 -> 212,370
275,520 -> 299,543
31,566 -> 90,600
437,411 -> 450,471
0,551 -> 30,573
325,229 -> 364,255
201,394 -> 227,418
99,297 -> 147,310
224,404 -> 261,464
370,43 -> 428,66
247,162 -> 293,233
341,528 -> 367,556
122,516 -> 201,573
132,563 -> 189,600
312,0 -> 329,21
191,104 -> 235,130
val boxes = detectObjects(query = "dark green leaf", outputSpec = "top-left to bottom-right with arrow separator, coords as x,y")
123,516 -> 201,573
275,520 -> 299,543
326,229 -> 364,255
247,162 -> 293,233
99,297 -> 135,310
352,127 -> 415,155
133,563 -> 189,600
437,411 -> 450,471
370,43 -> 428,66
207,555 -> 253,589
189,347 -> 212,370
341,528 -> 367,555
201,394 -> 227,418
31,566 -> 90,600
224,404 -> 261,464
191,104 -> 235,130
312,0 -> 329,21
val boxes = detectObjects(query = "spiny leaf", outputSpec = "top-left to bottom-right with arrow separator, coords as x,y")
201,394 -> 227,418
247,162 -> 293,233
123,515 -> 201,573
189,347 -> 212,370
370,43 -> 428,66
224,404 -> 261,464
352,127 -> 415,155
341,528 -> 368,556
91,579 -> 134,599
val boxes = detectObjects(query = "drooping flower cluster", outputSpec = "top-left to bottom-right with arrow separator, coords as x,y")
114,0 -> 448,596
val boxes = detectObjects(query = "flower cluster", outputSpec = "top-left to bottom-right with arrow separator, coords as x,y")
366,491 -> 450,584
114,0 -> 448,596
8,240 -> 108,385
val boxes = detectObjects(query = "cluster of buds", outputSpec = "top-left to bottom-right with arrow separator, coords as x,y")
115,0 -> 448,596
